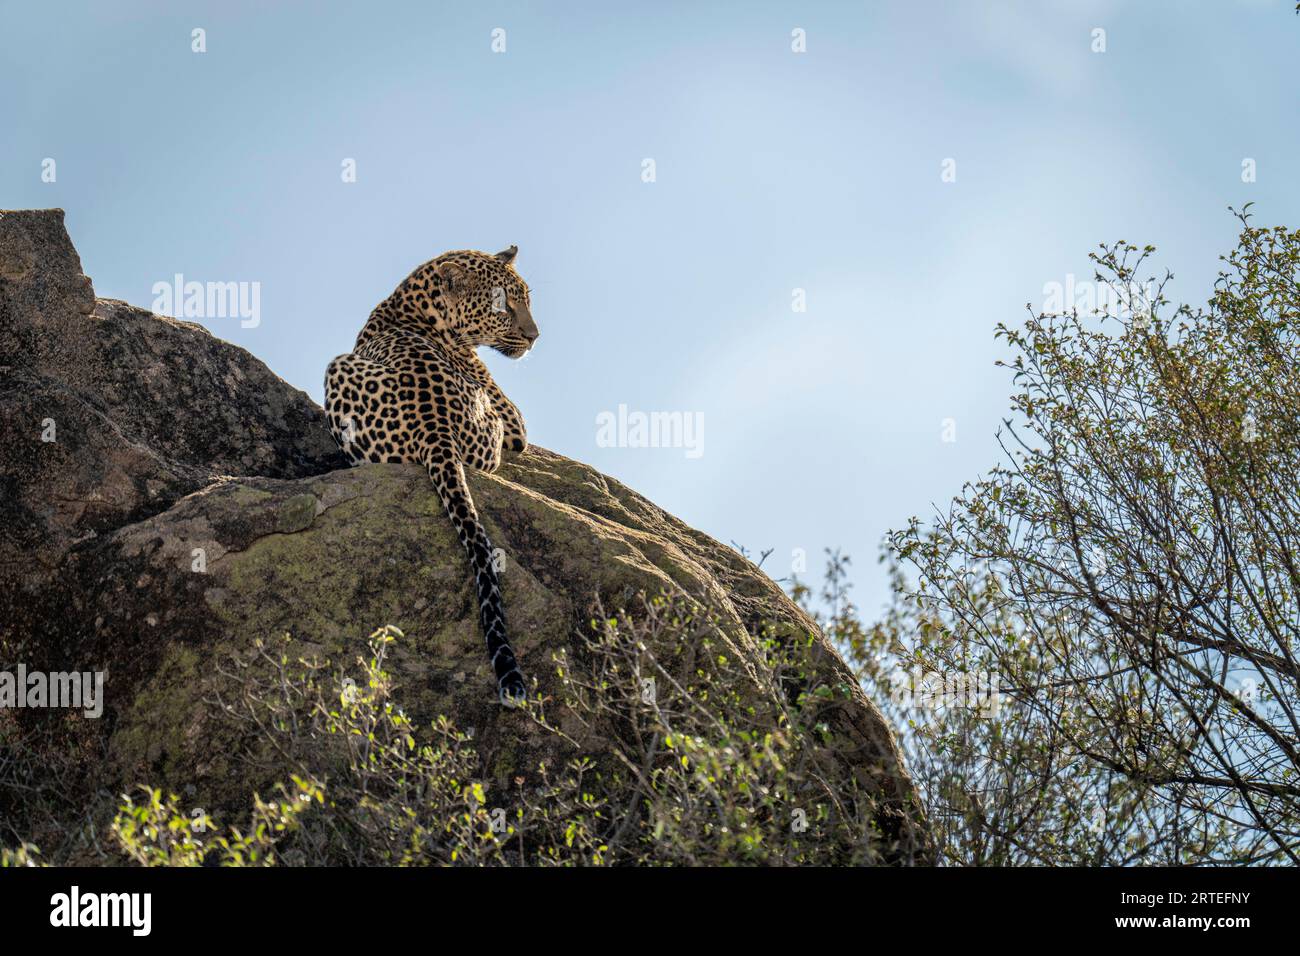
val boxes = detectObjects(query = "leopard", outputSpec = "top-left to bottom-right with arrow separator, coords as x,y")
324,245 -> 538,704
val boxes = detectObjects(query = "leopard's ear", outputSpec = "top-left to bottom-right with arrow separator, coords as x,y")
494,245 -> 518,265
437,261 -> 465,292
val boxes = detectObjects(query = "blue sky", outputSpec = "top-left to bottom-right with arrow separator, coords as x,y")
4,1 -> 1298,614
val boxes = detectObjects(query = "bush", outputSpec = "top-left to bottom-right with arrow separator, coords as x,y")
5,594 -> 893,866
850,210 -> 1300,865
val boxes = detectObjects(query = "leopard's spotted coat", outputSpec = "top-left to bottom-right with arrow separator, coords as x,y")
324,246 -> 538,702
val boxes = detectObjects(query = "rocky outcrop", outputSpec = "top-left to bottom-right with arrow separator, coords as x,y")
0,209 -> 346,585
0,209 -> 931,864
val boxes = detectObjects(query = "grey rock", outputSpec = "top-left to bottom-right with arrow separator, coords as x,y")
0,209 -> 932,864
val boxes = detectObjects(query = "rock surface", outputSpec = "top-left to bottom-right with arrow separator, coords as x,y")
0,209 -> 346,585
0,209 -> 931,863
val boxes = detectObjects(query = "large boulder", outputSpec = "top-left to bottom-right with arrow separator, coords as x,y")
0,210 -> 931,864
0,209 -> 346,586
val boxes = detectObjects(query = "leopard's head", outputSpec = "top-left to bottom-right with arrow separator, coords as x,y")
402,246 -> 538,357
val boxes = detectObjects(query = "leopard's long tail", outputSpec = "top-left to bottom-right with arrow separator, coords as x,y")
426,455 -> 526,703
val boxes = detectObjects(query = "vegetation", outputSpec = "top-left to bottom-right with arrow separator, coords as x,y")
4,597 -> 896,866
802,210 -> 1300,865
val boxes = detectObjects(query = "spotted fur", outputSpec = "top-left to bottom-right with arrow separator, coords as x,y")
324,245 -> 538,703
